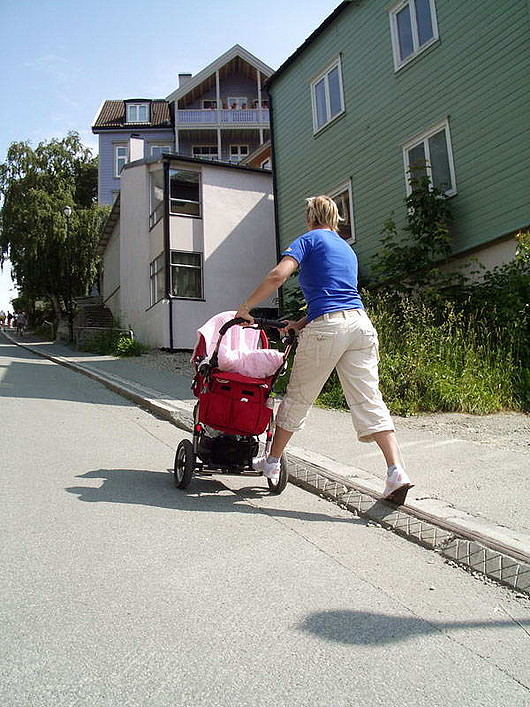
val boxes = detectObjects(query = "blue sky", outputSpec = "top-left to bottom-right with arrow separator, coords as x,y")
0,0 -> 342,311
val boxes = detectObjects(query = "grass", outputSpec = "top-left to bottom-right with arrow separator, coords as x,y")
276,296 -> 528,416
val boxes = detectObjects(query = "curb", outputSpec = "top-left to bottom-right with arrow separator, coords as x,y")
5,332 -> 530,596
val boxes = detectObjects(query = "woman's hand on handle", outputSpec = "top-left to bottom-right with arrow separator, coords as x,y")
234,304 -> 254,326
280,317 -> 307,335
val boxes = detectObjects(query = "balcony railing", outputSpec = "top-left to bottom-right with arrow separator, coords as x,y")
176,109 -> 269,125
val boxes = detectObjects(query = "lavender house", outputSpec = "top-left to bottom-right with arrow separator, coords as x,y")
92,99 -> 174,205
92,45 -> 273,206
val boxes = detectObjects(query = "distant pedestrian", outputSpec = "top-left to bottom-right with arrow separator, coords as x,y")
16,312 -> 26,336
235,195 -> 413,503
7,312 -> 13,327
0,310 -> 5,329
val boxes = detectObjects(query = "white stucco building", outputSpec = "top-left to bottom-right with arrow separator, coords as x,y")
99,137 -> 277,349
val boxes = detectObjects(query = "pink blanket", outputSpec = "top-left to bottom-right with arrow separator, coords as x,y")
192,311 -> 284,379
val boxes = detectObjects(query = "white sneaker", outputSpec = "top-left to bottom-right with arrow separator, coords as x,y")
383,465 -> 413,503
253,455 -> 280,482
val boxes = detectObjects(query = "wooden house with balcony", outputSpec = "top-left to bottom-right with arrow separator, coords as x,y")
166,44 -> 273,165
92,45 -> 273,206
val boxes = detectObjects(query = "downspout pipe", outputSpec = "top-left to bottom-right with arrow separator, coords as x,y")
163,158 -> 174,351
268,91 -> 284,314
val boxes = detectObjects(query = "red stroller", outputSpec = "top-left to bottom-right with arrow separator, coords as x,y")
173,312 -> 296,494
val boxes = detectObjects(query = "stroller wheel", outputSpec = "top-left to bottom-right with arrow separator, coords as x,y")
174,439 -> 195,489
267,454 -> 289,495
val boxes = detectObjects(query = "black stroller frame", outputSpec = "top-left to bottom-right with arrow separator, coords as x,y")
173,317 -> 296,494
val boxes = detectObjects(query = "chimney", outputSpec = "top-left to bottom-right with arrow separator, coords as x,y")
178,73 -> 192,87
128,134 -> 144,162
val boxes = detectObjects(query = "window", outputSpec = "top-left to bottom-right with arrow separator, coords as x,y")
150,254 -> 165,306
260,158 -> 271,170
126,103 -> 150,123
403,120 -> 456,196
229,145 -> 249,163
227,97 -> 247,109
202,100 -> 218,109
329,181 -> 355,242
150,145 -> 171,158
192,146 -> 219,161
311,57 -> 345,133
169,169 -> 201,217
171,251 -> 203,299
149,169 -> 164,228
114,145 -> 127,177
389,0 -> 439,70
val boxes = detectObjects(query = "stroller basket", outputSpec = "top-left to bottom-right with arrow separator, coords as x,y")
198,370 -> 274,436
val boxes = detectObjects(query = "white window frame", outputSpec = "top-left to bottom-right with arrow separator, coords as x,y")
149,253 -> 165,306
329,180 -> 355,243
126,103 -> 150,123
170,250 -> 203,300
149,169 -> 165,228
389,0 -> 439,71
192,145 -> 219,161
169,169 -> 202,218
402,118 -> 457,196
227,96 -> 248,109
229,144 -> 249,163
150,145 -> 172,158
310,56 -> 345,135
114,145 -> 127,178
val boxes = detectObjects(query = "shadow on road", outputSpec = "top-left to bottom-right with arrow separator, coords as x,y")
298,609 -> 530,645
0,336 -> 130,407
66,467 -> 367,526
1,332 -> 192,407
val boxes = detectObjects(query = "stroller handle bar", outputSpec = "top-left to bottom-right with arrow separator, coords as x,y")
218,317 -> 290,336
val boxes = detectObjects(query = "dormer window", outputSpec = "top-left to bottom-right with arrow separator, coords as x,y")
126,103 -> 150,123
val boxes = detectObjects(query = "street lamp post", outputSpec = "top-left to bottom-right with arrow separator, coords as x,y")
63,206 -> 73,342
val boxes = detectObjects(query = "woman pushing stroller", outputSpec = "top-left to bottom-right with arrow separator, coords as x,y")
235,195 -> 413,504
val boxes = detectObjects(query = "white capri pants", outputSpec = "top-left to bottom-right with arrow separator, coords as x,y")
276,309 -> 394,442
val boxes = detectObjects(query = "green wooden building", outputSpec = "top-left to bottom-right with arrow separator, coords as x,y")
268,0 -> 530,282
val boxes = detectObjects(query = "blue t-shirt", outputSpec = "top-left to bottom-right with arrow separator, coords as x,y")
282,229 -> 364,322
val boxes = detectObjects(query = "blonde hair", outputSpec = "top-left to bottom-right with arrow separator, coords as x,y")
306,195 -> 343,231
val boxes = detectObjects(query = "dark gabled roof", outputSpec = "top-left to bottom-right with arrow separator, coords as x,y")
267,1 -> 351,89
92,99 -> 172,131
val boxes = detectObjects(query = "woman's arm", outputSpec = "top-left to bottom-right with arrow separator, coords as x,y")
235,256 -> 299,323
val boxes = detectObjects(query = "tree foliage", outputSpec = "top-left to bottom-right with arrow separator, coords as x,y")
0,132 -> 109,314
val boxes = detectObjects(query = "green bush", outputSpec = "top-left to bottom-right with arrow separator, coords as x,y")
79,330 -> 146,357
34,321 -> 56,339
113,335 -> 146,357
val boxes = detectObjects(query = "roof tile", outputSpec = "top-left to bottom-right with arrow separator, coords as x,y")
92,100 -> 171,130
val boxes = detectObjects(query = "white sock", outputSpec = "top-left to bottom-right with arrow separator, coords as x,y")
387,464 -> 400,474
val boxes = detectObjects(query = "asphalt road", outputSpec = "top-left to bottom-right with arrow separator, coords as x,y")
1,335 -> 529,706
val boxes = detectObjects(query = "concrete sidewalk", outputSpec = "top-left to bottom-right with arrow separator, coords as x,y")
3,329 -> 529,594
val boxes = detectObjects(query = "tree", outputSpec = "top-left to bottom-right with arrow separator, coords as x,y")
0,132 -> 109,319
371,174 -> 453,288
